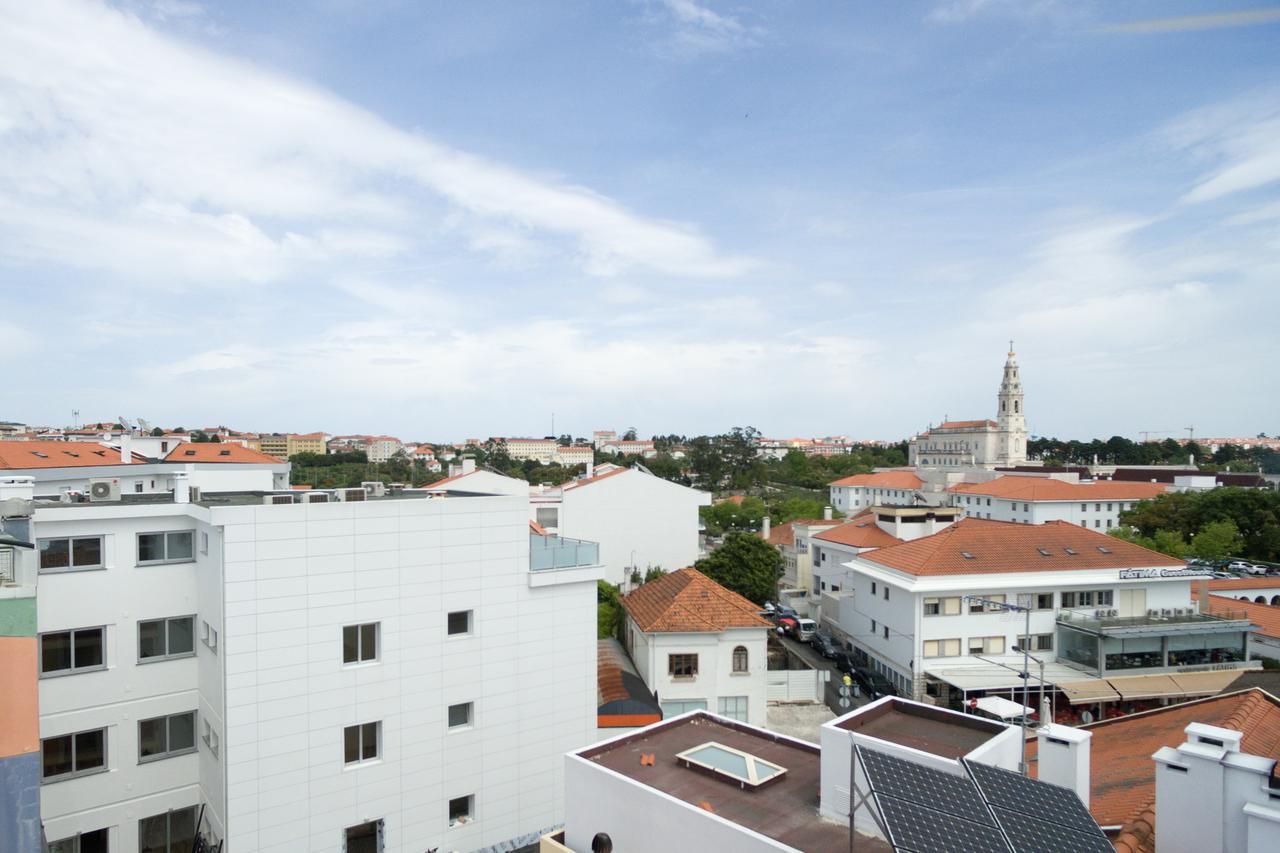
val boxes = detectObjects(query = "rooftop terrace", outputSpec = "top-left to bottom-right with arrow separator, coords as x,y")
836,697 -> 1007,760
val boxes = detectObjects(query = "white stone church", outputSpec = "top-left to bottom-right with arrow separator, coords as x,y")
908,346 -> 1030,471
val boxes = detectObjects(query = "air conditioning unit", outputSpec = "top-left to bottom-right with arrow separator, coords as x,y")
88,478 -> 121,502
338,488 -> 366,502
264,494 -> 295,505
303,492 -> 330,503
361,481 -> 387,498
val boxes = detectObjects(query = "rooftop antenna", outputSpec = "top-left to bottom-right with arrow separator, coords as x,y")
72,409 -> 79,430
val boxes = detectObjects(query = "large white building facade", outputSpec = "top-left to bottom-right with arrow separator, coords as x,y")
908,346 -> 1030,470
949,475 -> 1169,530
0,449 -> 602,853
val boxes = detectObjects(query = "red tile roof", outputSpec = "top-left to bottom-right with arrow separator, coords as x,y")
1208,577 -> 1280,591
621,568 -> 772,633
813,510 -> 902,549
1205,594 -> 1280,638
0,440 -> 147,468
859,518 -> 1181,576
165,443 -> 283,464
949,476 -> 1168,502
1039,688 -> 1280,841
934,419 -> 997,430
762,519 -> 838,548
828,471 -> 923,489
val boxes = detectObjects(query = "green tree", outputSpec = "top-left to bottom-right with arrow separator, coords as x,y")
771,496 -> 839,524
643,566 -> 667,583
701,497 -> 766,536
623,427 -> 638,441
695,532 -> 784,605
149,427 -> 164,437
597,580 -> 624,640
1188,519 -> 1245,560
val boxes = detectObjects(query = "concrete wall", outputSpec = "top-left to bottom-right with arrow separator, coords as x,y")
627,621 -> 768,726
952,494 -> 1147,530
0,596 -> 41,853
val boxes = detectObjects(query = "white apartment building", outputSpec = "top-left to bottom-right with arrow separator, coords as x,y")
530,465 -> 710,585
809,506 -> 961,599
1,453 -> 603,853
827,470 -> 924,514
812,518 -> 1255,704
949,475 -> 1169,530
762,516 -> 839,602
620,569 -> 770,726
493,438 -> 559,464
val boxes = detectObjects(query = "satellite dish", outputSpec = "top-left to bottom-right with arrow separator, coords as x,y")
1080,709 -> 1094,724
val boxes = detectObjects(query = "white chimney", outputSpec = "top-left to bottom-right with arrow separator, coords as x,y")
461,456 -> 476,475
1036,724 -> 1092,810
585,461 -> 594,479
1153,722 -> 1263,853
172,471 -> 190,504
120,432 -> 132,464
762,516 -> 771,539
823,505 -> 833,521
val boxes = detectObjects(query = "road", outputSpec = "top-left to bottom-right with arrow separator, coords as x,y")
774,633 -> 874,715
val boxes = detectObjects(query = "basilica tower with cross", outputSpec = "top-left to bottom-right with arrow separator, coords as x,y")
995,342 -> 1027,465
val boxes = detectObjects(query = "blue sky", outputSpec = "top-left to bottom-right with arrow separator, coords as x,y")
2,1 -> 1279,442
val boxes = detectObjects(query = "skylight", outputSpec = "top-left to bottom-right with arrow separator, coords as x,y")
961,551 -> 975,560
676,741 -> 787,790
1036,548 -> 1050,557
1097,546 -> 1111,554
1064,548 -> 1077,555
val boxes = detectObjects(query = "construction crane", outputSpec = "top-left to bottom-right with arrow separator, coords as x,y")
1185,426 -> 1196,443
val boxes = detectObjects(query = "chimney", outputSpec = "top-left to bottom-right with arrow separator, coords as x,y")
1035,724 -> 1091,810
585,461 -> 594,479
1153,723 -> 1252,853
461,455 -> 476,475
172,471 -> 190,504
120,432 -> 132,464
823,505 -> 833,521
762,517 -> 771,539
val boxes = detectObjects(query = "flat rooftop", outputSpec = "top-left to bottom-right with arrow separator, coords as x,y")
32,488 -> 494,510
837,698 -> 1005,760
580,713 -> 887,852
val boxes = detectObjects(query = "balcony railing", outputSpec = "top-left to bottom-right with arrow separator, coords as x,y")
1057,606 -> 1251,634
529,532 -> 600,571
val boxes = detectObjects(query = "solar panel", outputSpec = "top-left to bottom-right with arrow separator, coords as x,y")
992,808 -> 1115,853
858,747 -> 993,824
877,795 -> 1010,853
964,760 -> 1105,836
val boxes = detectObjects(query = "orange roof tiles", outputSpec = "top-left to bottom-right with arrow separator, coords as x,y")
934,419 -> 997,430
1205,594 -> 1280,638
1050,688 -> 1280,836
762,519 -> 838,548
0,440 -> 146,468
860,518 -> 1181,576
621,568 -> 772,633
165,443 -> 283,464
813,510 -> 902,549
1208,577 -> 1280,591
828,471 -> 923,489
949,476 -> 1168,502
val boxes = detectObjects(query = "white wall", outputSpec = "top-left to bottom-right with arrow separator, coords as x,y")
557,470 -> 710,585
628,620 -> 768,726
950,494 -> 1148,530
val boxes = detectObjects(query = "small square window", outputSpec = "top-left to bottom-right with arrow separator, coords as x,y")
139,711 -> 196,762
343,722 -> 380,765
449,794 -> 474,827
668,653 -> 698,679
42,728 -> 107,782
448,702 -> 473,729
40,628 -> 106,676
447,610 -> 472,636
343,622 -> 379,664
201,620 -> 218,653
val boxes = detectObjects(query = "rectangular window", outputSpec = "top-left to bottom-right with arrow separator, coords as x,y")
535,507 -> 559,529
449,794 -> 474,827
969,598 -> 985,614
447,702 -> 473,729
871,619 -> 877,633
343,622 -> 379,664
137,531 -> 195,565
345,821 -> 382,853
923,597 -> 940,616
343,722 -> 380,765
199,531 -> 209,555
41,728 -> 107,782
202,720 -> 219,757
968,636 -> 1005,655
659,699 -> 708,716
139,711 -> 196,763
1094,519 -> 1101,528
718,695 -> 748,721
47,827 -> 109,853
201,620 -> 218,653
1095,503 -> 1101,512
923,639 -> 961,658
883,587 -> 889,601
871,582 -> 877,595
1097,590 -> 1114,606
1032,633 -> 1054,651
138,616 -> 195,662
984,594 -> 1006,612
668,653 -> 698,679
1035,593 -> 1054,610
40,627 -> 105,677
1081,503 -> 1087,512
883,625 -> 889,639
138,806 -> 197,853
447,610 -> 472,636
38,536 -> 104,573
1078,591 -> 1095,607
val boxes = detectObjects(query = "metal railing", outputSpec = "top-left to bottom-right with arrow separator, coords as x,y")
0,547 -> 13,584
1057,607 -> 1249,631
529,532 -> 600,571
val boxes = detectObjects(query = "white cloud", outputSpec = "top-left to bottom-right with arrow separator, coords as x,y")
1165,93 -> 1280,204
652,0 -> 764,57
927,0 -> 1059,25
0,0 -> 751,282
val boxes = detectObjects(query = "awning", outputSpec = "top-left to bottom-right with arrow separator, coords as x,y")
1109,674 -> 1183,701
1059,680 -> 1120,705
1171,670 -> 1251,696
925,661 -> 1107,693
975,695 -> 1033,720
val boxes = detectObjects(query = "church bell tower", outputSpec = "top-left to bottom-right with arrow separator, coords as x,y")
996,342 -> 1027,464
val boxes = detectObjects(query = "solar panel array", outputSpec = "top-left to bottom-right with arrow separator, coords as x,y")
855,746 -> 1110,853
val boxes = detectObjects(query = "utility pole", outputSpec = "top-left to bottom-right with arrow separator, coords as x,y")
965,595 -> 1033,775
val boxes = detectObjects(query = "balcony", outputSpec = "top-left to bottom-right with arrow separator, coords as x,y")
1056,606 -> 1255,677
1056,606 -> 1252,638
530,532 -> 600,571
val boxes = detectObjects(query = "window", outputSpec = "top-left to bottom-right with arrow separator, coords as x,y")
138,616 -> 195,662
923,639 -> 961,658
345,820 -> 383,853
139,711 -> 196,762
137,531 -> 194,565
1094,519 -> 1101,528
199,531 -> 209,555
718,695 -> 748,721
1095,503 -> 1101,512
1106,503 -> 1113,511
871,582 -> 877,595
883,587 -> 889,601
201,620 -> 218,653
343,622 -> 379,664
1097,590 -> 1114,606
535,507 -> 558,529
883,625 -> 889,639
42,728 -> 106,782
1035,593 -> 1054,610
38,536 -> 103,572
344,722 -> 380,765
731,645 -> 748,674
449,794 -> 474,827
969,598 -> 985,614
1081,503 -> 1087,511
134,482 -> 144,493
40,627 -> 105,676
448,702 -> 473,729
447,610 -> 472,636
1031,633 -> 1054,651
138,806 -> 197,853
968,636 -> 1005,655
202,720 -> 219,757
48,828 -> 109,853
659,699 -> 707,716
924,597 -> 941,616
871,619 -> 877,633
668,653 -> 698,679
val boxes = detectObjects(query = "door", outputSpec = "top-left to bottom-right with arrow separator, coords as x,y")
1117,588 -> 1146,618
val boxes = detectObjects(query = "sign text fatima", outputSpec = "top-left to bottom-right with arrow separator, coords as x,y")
1119,567 -> 1214,580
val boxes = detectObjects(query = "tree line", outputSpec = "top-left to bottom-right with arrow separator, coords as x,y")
1031,435 -> 1279,473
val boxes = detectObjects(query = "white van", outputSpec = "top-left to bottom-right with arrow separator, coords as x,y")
795,619 -> 817,642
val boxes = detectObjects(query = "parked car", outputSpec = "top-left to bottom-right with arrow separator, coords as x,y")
794,618 -> 817,642
810,633 -> 838,658
831,650 -> 859,674
776,616 -> 799,637
1212,572 -> 1233,579
1242,563 -> 1270,576
850,666 -> 897,700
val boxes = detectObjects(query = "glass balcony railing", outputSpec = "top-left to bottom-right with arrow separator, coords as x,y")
529,532 -> 600,571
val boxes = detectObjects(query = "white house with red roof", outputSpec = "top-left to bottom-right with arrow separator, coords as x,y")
907,346 -> 1031,471
949,475 -> 1170,530
828,470 -> 925,513
816,517 -> 1256,705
